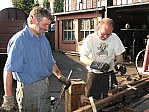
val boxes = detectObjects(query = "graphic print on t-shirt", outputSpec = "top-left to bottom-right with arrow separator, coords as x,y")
96,42 -> 108,56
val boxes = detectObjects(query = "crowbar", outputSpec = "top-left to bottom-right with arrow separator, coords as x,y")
53,70 -> 72,112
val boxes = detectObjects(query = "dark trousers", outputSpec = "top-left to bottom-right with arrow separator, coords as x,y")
85,71 -> 117,100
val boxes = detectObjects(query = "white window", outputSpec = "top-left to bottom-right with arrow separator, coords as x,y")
76,1 -> 79,10
97,0 -> 105,7
65,0 -> 71,12
76,0 -> 81,10
80,19 -> 94,40
128,0 -> 132,4
116,0 -> 133,5
101,0 -> 105,6
63,20 -> 75,41
90,0 -> 93,8
82,0 -> 87,9
77,0 -> 87,10
117,0 -> 121,5
122,0 -> 127,4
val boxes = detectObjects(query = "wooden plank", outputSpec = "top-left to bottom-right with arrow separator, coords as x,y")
0,49 -> 7,53
0,42 -> 7,48
108,77 -> 149,95
0,20 -> 26,27
89,96 -> 97,112
65,79 -> 85,112
0,34 -> 13,41
73,78 -> 149,112
0,26 -> 23,34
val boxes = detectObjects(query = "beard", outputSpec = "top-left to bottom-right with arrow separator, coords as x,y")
35,26 -> 45,37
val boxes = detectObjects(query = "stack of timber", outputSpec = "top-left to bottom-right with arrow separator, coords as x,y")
73,77 -> 149,112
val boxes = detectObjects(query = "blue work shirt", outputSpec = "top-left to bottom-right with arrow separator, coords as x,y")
4,26 -> 56,84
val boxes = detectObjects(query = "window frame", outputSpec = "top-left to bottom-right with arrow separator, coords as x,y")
64,0 -> 71,12
80,18 -> 94,41
62,20 -> 75,41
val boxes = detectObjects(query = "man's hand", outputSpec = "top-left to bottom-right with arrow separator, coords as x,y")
114,62 -> 127,75
58,76 -> 71,90
90,61 -> 110,72
0,96 -> 16,112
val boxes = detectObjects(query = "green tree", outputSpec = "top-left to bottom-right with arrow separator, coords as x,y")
43,0 -> 50,10
53,0 -> 63,13
12,0 -> 35,15
34,0 -> 39,7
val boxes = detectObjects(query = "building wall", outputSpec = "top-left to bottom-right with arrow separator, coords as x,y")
54,0 -> 149,52
64,0 -> 106,12
55,12 -> 102,52
71,0 -> 76,11
54,0 -> 105,52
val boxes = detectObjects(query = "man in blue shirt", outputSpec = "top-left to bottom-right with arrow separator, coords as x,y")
0,7 -> 71,112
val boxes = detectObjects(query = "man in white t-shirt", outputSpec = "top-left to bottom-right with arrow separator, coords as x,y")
79,18 -> 126,100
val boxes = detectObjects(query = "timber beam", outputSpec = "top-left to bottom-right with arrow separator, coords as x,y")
73,77 -> 149,112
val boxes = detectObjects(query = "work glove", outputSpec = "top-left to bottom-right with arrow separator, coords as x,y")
114,62 -> 127,75
0,95 -> 16,112
90,61 -> 110,72
58,76 -> 71,90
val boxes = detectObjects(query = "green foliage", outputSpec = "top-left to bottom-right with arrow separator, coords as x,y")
34,0 -> 39,7
12,0 -> 35,15
53,0 -> 64,13
43,0 -> 50,10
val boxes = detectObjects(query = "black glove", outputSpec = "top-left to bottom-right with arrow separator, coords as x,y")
90,61 -> 110,72
0,96 -> 16,112
114,62 -> 127,75
58,76 -> 71,90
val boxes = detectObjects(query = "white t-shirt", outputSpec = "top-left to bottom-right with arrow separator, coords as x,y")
79,32 -> 126,73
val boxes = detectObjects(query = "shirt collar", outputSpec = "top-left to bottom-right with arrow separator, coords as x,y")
24,25 -> 45,40
24,25 -> 35,39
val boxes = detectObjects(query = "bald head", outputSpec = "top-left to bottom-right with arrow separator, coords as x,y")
99,18 -> 114,29
97,18 -> 114,40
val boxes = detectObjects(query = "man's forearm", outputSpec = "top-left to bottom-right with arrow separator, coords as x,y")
3,71 -> 13,96
80,54 -> 93,66
115,54 -> 124,63
52,64 -> 62,78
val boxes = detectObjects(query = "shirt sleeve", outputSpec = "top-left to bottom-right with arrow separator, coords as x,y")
79,35 -> 92,56
48,42 -> 56,68
4,36 -> 24,72
113,33 -> 126,55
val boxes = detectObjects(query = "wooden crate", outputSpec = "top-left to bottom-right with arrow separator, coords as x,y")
65,79 -> 86,112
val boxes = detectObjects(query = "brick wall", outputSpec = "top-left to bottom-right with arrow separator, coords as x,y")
71,0 -> 76,11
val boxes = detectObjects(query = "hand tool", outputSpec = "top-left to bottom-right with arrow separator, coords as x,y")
53,70 -> 72,112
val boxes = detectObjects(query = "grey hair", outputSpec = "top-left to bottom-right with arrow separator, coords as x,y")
27,7 -> 52,25
99,18 -> 114,28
